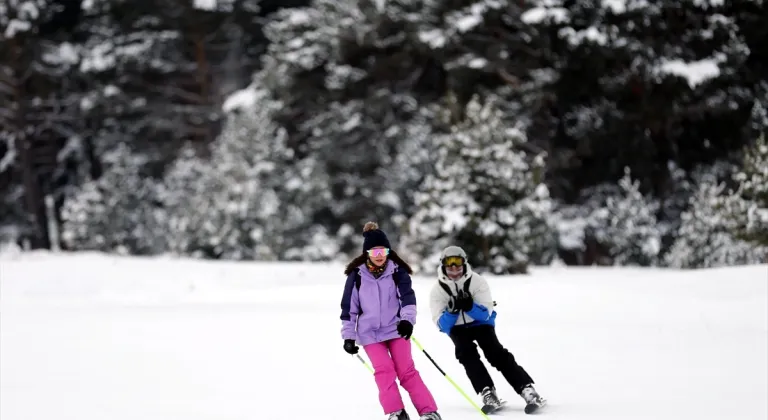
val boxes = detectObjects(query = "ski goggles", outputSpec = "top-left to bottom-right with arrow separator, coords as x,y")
367,248 -> 390,258
442,256 -> 465,267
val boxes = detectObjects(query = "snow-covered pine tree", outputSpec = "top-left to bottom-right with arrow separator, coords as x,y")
665,179 -> 766,269
404,95 -> 555,274
160,89 -> 286,260
520,0 -> 759,202
551,168 -> 662,266
260,0 -> 439,255
586,168 -> 662,266
60,143 -> 166,255
0,0 -> 81,248
160,85 -> 337,261
77,0 -> 264,167
387,0 -> 558,132
730,134 -> 768,248
156,145 -> 216,258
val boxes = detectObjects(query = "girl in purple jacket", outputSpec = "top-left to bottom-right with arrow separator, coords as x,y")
340,222 -> 442,420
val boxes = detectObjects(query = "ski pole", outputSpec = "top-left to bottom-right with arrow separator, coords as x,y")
354,353 -> 374,374
411,336 -> 490,420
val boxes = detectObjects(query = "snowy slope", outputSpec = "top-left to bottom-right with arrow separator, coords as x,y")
1,252 -> 766,420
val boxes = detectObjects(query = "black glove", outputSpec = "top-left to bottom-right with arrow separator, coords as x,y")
343,339 -> 359,354
455,291 -> 474,312
447,296 -> 460,314
397,320 -> 413,340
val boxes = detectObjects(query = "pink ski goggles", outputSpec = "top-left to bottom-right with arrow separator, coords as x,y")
367,248 -> 390,258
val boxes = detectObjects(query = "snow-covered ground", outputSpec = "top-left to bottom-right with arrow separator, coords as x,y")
1,252 -> 766,420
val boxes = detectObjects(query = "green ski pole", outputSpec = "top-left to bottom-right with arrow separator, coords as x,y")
354,353 -> 374,374
411,336 -> 490,420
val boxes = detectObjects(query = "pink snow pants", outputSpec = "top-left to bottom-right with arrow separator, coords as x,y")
364,337 -> 438,415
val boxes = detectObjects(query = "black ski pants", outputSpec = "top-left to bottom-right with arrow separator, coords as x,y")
449,324 -> 534,395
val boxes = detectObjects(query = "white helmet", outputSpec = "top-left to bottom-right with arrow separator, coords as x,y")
440,245 -> 468,277
440,245 -> 467,261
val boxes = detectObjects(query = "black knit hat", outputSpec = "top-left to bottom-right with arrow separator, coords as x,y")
362,221 -> 391,253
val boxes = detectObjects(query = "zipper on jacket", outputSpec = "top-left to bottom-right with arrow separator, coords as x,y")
376,278 -> 382,330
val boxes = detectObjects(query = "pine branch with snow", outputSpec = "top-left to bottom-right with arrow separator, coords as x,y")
261,0 -> 374,90
0,0 -> 51,38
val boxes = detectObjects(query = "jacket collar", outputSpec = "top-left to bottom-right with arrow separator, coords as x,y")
358,259 -> 396,280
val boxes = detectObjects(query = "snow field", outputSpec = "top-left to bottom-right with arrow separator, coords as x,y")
1,252 -> 766,420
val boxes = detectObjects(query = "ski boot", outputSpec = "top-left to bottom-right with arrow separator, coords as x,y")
480,386 -> 505,414
520,384 -> 546,414
388,409 -> 409,420
419,412 -> 442,420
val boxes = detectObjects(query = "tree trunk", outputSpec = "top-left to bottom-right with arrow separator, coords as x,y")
11,37 -> 49,249
194,31 -> 212,144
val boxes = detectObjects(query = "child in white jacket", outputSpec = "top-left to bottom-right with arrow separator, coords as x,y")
429,245 -> 546,414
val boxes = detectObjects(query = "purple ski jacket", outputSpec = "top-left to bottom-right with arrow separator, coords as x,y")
340,260 -> 417,346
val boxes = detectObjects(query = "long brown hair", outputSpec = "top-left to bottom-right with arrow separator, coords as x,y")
344,249 -> 413,275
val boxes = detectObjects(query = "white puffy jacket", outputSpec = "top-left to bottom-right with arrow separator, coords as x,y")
429,262 -> 494,328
